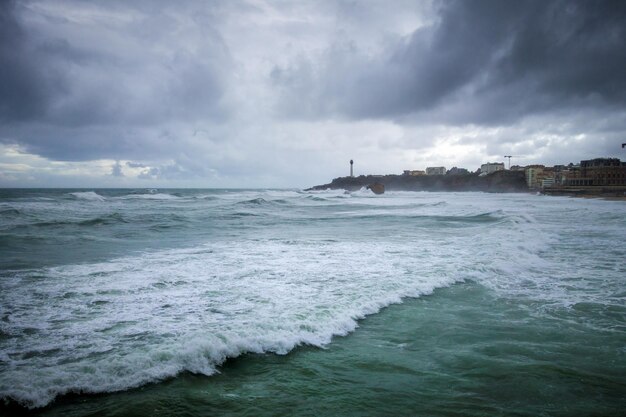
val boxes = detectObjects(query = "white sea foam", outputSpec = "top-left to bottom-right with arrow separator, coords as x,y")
116,193 -> 179,200
68,191 -> 106,202
0,237 -> 463,408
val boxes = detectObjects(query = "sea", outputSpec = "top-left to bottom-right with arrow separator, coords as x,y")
0,188 -> 625,416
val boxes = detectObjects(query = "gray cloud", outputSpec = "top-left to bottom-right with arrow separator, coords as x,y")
0,0 -> 233,161
0,0 -> 67,121
272,0 -> 626,124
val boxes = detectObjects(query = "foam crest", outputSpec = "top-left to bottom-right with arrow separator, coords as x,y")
116,193 -> 179,200
0,238 -> 463,408
68,191 -> 106,201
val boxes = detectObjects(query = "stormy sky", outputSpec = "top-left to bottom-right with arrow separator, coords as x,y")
1,0 -> 625,188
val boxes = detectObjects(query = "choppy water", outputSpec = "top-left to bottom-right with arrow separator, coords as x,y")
1,188 -> 625,416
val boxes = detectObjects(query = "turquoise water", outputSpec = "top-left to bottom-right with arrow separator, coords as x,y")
1,189 -> 625,416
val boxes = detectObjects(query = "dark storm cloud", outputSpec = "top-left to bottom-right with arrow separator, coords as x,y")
4,124 -> 179,161
272,0 -> 626,124
0,1 -> 67,121
0,0 -> 232,161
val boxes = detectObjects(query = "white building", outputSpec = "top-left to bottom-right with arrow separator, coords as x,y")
526,167 -> 539,188
426,166 -> 446,176
480,162 -> 505,175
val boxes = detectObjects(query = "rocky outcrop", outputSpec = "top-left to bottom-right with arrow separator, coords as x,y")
307,170 -> 528,193
366,183 -> 385,194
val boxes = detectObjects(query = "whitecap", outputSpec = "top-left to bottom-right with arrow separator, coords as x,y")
68,191 -> 106,202
116,193 -> 180,200
0,238 -> 462,408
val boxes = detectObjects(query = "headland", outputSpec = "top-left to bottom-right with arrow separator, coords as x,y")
307,170 -> 528,193
307,157 -> 626,198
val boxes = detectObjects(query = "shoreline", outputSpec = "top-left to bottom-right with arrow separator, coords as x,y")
307,174 -> 626,201
540,185 -> 626,201
307,171 -> 528,193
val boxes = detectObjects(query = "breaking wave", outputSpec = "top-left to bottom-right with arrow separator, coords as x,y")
0,238 -> 462,408
68,191 -> 106,202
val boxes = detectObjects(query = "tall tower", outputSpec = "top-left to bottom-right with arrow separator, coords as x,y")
350,159 -> 354,177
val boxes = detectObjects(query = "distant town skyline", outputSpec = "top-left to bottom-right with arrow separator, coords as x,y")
1,0 -> 626,188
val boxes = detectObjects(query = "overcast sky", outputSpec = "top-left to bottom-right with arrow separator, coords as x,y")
1,0 -> 625,188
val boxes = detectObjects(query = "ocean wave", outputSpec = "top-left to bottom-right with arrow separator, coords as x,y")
430,210 -> 506,224
193,195 -> 219,201
0,207 -> 20,216
115,193 -> 180,200
0,240 -> 461,408
229,212 -> 261,217
235,197 -> 291,206
68,191 -> 106,202
234,197 -> 293,207
304,189 -> 351,198
24,213 -> 128,228
238,197 -> 269,205
328,210 -> 506,225
305,195 -> 328,202
0,290 -> 437,409
79,213 -> 128,226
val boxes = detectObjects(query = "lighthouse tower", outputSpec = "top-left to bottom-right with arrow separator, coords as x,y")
350,159 -> 354,177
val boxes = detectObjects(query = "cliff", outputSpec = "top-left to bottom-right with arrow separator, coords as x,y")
307,170 -> 528,193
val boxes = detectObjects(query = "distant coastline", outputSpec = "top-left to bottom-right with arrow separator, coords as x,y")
306,170 -> 528,193
307,171 -> 626,199
308,157 -> 626,200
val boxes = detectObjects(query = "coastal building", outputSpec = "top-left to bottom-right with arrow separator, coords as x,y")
525,165 -> 557,189
553,164 -> 576,185
562,166 -> 590,186
580,158 -> 626,186
525,166 -> 540,188
426,166 -> 446,176
562,159 -> 626,186
403,170 -> 426,176
446,167 -> 470,175
480,162 -> 505,175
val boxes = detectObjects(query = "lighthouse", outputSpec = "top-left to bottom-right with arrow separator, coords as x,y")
350,159 -> 354,177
